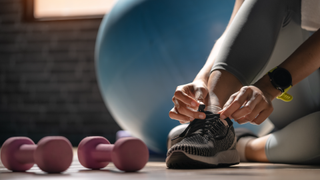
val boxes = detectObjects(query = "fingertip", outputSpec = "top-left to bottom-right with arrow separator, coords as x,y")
191,101 -> 198,108
197,100 -> 205,105
220,114 -> 226,120
168,109 -> 177,118
199,113 -> 206,119
252,119 -> 263,125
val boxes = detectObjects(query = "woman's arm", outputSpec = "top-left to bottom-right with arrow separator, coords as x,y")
279,29 -> 320,86
169,0 -> 245,123
220,29 -> 320,124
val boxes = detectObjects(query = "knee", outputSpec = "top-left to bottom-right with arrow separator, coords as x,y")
266,111 -> 320,164
300,111 -> 320,132
293,111 -> 320,156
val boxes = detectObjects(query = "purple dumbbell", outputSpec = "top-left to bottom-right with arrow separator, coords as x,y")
77,136 -> 149,172
1,136 -> 73,173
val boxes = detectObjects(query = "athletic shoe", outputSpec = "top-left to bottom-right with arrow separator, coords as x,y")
166,112 -> 240,169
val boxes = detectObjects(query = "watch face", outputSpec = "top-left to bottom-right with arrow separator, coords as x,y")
273,68 -> 292,88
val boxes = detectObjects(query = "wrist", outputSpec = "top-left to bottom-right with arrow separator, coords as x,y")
254,75 -> 281,100
193,76 -> 208,86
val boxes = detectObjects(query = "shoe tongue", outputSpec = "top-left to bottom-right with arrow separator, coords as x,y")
177,112 -> 221,137
186,112 -> 220,136
204,111 -> 220,119
186,120 -> 205,136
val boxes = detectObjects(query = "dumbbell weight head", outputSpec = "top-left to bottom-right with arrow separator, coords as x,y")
78,136 -> 149,171
1,137 -> 35,172
35,136 -> 73,173
1,136 -> 73,173
112,137 -> 149,172
78,136 -> 110,170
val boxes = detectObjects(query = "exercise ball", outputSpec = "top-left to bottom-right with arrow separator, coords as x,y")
95,0 -> 257,154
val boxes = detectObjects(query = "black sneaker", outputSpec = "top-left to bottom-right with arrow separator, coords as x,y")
166,111 -> 240,169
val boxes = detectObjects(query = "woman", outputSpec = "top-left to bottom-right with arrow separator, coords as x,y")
167,0 -> 320,168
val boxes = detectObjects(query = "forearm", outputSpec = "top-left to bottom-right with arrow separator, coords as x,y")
280,29 -> 320,85
255,29 -> 320,100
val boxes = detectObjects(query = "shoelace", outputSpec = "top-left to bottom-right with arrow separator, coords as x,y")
183,113 -> 225,139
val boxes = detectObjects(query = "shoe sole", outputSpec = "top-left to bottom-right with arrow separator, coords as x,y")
166,149 -> 240,169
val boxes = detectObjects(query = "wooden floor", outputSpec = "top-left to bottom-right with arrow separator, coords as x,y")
1,150 -> 320,180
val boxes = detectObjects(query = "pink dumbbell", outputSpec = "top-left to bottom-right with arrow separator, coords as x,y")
77,136 -> 149,172
1,136 -> 73,173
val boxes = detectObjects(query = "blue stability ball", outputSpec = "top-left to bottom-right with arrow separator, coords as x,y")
96,0 -> 234,154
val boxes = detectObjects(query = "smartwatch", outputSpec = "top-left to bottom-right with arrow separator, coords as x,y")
268,67 -> 293,102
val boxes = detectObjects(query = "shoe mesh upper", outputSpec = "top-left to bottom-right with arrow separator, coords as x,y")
167,112 -> 236,157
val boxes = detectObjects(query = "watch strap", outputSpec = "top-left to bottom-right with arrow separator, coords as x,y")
268,67 -> 293,102
276,85 -> 293,102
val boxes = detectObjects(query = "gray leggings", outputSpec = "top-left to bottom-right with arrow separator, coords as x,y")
211,0 -> 320,164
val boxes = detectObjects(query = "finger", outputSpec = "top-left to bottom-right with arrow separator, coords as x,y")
235,116 -> 250,125
172,100 -> 206,120
221,87 -> 251,119
179,120 -> 189,124
174,90 -> 198,109
172,97 -> 180,109
223,92 -> 238,110
231,92 -> 262,120
169,108 -> 205,124
242,100 -> 265,122
251,106 -> 273,125
169,107 -> 193,122
173,96 -> 205,119
219,93 -> 238,117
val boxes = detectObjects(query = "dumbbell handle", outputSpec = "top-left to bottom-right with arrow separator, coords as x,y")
91,144 -> 113,162
14,144 -> 37,164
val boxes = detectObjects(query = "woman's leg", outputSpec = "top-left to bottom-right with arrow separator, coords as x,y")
207,0 -> 320,164
270,68 -> 320,129
208,0 -> 301,111
241,0 -> 320,164
266,111 -> 320,164
210,0 -> 301,86
247,67 -> 320,163
244,67 -> 320,163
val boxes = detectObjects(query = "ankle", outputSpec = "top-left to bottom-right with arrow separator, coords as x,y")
245,136 -> 270,162
236,137 -> 256,162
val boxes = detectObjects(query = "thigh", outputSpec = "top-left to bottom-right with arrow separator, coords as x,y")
270,69 -> 320,129
211,0 -> 301,85
242,0 -> 316,130
255,7 -> 318,129
266,111 -> 320,164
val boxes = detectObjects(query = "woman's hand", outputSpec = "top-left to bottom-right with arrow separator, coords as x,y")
169,81 -> 208,124
218,85 -> 274,125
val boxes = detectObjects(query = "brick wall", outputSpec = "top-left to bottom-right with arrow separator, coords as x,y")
0,0 -> 121,146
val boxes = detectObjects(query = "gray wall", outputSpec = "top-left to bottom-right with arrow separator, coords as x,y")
0,0 -> 121,145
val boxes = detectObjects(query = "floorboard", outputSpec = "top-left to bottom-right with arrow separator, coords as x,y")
1,148 -> 320,180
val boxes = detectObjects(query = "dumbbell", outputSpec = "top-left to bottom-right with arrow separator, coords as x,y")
0,136 -> 73,173
77,136 -> 149,172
